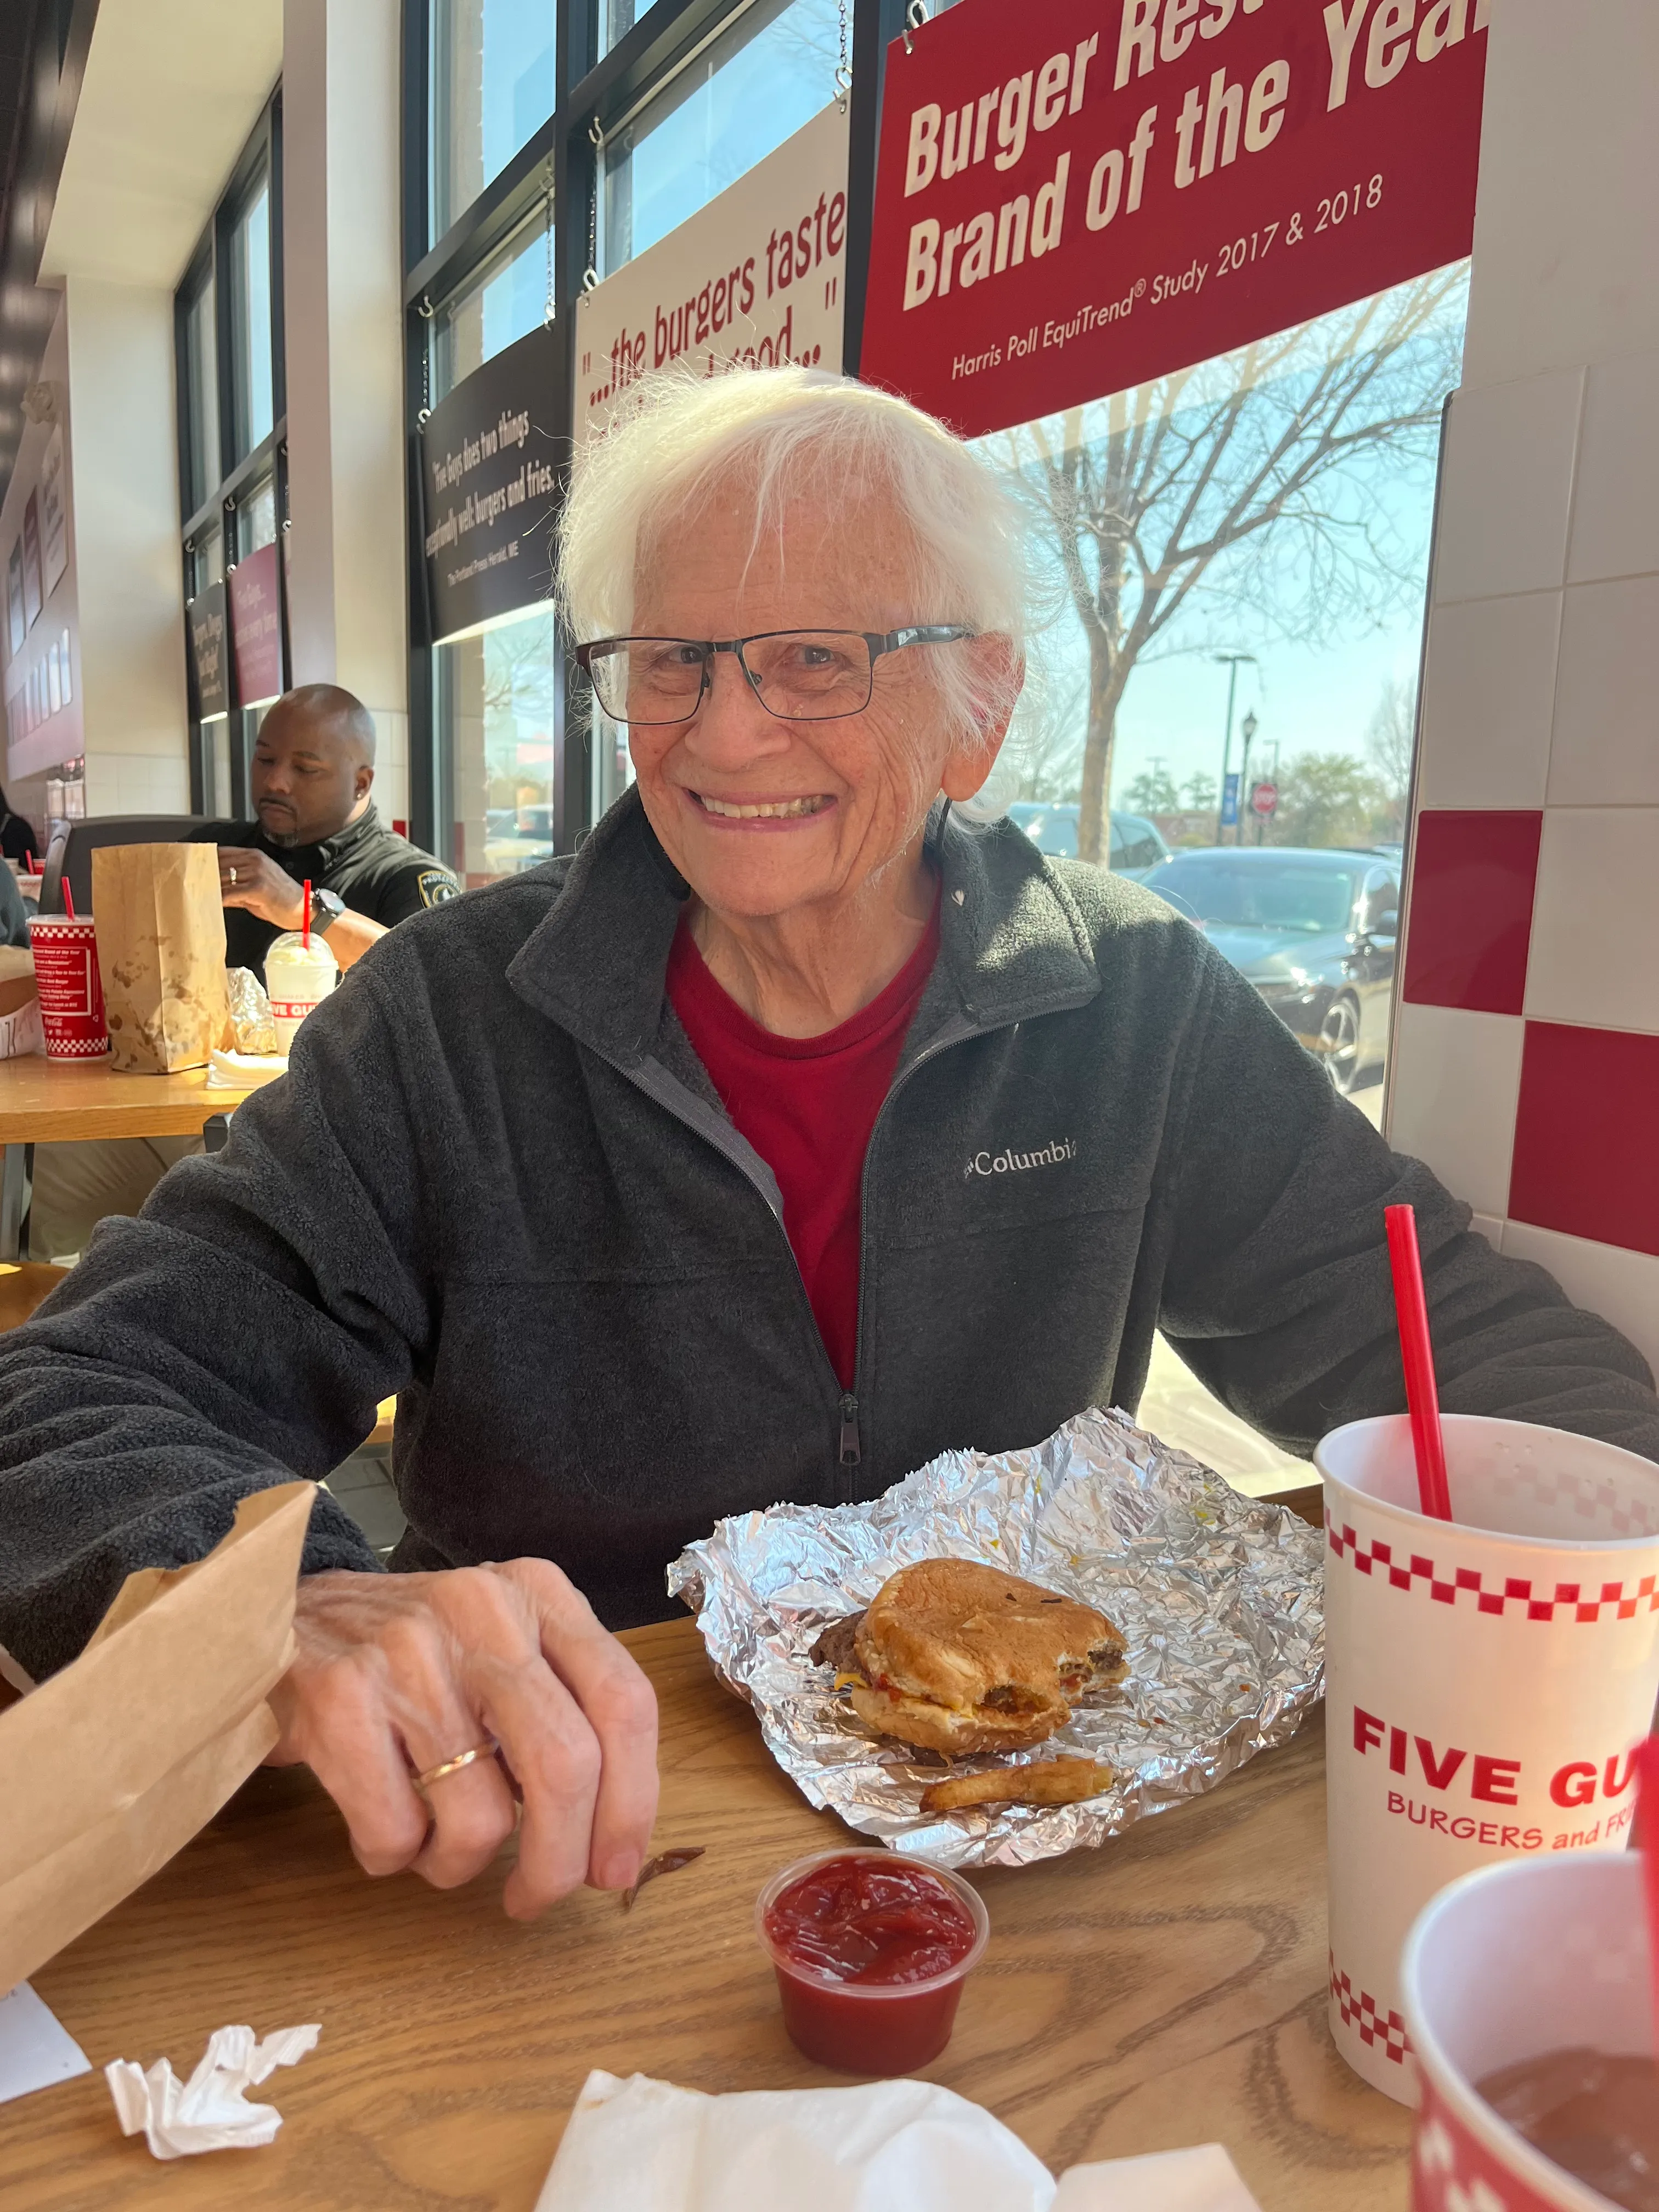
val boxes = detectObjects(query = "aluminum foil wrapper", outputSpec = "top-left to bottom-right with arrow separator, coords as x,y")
667,1407 -> 1324,1870
226,968 -> 279,1056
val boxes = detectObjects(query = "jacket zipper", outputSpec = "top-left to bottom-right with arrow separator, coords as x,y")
595,986 -> 1096,1492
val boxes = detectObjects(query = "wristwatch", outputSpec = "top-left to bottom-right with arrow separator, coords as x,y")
308,885 -> 346,936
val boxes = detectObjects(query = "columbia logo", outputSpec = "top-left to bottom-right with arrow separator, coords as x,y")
965,1139 -> 1076,1178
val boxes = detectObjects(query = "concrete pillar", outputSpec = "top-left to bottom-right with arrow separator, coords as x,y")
63,277 -> 191,816
281,0 -> 410,822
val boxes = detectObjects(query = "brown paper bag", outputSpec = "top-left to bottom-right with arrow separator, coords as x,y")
92,842 -> 230,1072
0,1482 -> 313,1994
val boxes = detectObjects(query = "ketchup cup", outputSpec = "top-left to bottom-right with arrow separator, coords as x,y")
756,1848 -> 990,2075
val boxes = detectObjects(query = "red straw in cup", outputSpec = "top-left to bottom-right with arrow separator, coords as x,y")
301,877 -> 311,951
61,880 -> 75,921
1384,1203 -> 1454,1521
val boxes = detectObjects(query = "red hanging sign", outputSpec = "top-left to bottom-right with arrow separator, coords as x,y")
860,0 -> 1488,438
228,541 -> 284,708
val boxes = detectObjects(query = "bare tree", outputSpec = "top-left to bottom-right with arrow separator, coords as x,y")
986,269 -> 1466,864
1367,669 -> 1419,807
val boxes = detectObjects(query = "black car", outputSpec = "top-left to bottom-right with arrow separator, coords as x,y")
1139,847 -> 1400,1092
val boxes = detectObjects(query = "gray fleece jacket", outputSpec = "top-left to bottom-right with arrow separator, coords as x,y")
2,792 -> 1655,1678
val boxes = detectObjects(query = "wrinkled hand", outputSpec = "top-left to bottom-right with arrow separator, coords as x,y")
267,1560 -> 660,1917
218,847 -> 305,930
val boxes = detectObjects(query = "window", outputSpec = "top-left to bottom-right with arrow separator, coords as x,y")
180,270 -> 220,518
601,0 -> 842,273
430,0 -> 560,241
428,217 -> 550,407
435,605 -> 558,885
176,94 -> 286,819
228,173 -> 275,463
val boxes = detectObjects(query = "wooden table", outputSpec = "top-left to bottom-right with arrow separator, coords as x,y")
0,1057 -> 255,1259
0,1619 -> 1410,2209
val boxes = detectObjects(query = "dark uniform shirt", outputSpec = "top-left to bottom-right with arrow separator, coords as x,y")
190,805 -> 459,980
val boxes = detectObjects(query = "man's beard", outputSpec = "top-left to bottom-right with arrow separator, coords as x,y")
258,807 -> 299,849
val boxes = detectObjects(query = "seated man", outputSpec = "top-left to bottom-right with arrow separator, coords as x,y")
1,369 -> 1654,1922
197,683 -> 459,984
24,685 -> 458,1260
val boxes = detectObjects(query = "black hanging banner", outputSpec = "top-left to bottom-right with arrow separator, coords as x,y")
186,582 -> 228,719
420,323 -> 563,645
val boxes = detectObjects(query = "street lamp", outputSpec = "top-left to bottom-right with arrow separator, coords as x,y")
1238,709 -> 1259,844
1214,653 -> 1256,844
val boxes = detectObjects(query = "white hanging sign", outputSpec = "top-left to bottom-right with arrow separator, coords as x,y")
575,101 -> 851,448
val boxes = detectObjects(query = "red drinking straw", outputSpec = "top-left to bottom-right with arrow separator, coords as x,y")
1385,1203 -> 1454,1521
301,878 -> 312,952
60,880 -> 75,921
1638,1737 -> 1659,2055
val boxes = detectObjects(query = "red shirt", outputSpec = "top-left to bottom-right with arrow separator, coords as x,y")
665,896 -> 941,1389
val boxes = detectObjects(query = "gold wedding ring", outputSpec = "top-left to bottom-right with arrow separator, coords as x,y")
410,1738 -> 499,1795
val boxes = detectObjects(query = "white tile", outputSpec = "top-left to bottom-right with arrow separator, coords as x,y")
1469,1213 -> 1504,1249
1433,371 -> 1585,606
1525,806 -> 1659,1034
1500,1220 -> 1659,1381
1386,1003 -> 1526,1217
1545,576 -> 1659,806
1415,591 -> 1561,810
1567,351 -> 1659,584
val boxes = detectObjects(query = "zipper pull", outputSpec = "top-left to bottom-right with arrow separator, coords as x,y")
838,1392 -> 861,1467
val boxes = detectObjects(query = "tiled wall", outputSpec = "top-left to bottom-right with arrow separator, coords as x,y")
1390,353 -> 1659,1375
1388,0 -> 1659,1381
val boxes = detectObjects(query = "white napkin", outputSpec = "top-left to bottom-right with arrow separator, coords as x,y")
207,1047 -> 287,1089
0,1983 -> 89,2106
536,2072 -> 1262,2212
104,2022 -> 319,2158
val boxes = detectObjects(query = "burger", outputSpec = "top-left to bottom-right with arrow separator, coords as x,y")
812,1558 -> 1127,1756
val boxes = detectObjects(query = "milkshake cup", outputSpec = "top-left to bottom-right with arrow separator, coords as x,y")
1318,1412 -> 1659,2101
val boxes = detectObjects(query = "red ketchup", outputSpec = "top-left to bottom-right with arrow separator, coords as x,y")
756,1850 -> 989,2074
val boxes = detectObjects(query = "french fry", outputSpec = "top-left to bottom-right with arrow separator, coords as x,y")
919,1757 -> 1109,1814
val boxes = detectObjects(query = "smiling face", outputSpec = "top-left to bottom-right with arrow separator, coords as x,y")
625,480 -> 1012,923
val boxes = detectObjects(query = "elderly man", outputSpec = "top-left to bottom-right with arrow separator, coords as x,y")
195,682 -> 459,982
1,369 -> 1654,1919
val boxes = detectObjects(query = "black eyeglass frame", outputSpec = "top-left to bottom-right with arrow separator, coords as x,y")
572,625 -> 978,725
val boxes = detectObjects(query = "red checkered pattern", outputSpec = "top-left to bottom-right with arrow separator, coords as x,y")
1325,1515 -> 1659,1621
1330,1957 -> 1412,2065
1491,1462 -> 1659,1539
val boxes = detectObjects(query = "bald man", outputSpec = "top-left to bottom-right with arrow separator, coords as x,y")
25,687 -> 458,1260
193,684 -> 458,983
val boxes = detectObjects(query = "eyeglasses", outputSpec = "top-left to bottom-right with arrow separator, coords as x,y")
573,627 -> 976,726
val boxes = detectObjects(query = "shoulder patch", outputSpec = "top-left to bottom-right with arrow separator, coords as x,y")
417,868 -> 460,907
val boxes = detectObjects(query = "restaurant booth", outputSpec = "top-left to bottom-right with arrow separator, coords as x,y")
0,0 -> 1656,2202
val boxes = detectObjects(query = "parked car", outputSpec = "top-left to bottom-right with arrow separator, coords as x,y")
1138,845 -> 1400,1092
1006,803 -> 1170,879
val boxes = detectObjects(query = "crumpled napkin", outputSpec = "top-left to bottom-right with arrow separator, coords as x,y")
536,2072 -> 1262,2212
105,2022 -> 319,2158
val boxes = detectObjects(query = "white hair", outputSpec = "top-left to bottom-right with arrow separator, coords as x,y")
558,366 -> 1032,768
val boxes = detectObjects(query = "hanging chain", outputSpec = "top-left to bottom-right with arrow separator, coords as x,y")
902,0 -> 927,53
583,118 -> 603,292
836,0 -> 851,109
542,160 -> 556,327
416,294 -> 435,426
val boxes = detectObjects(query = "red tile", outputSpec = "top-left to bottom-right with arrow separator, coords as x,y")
1402,810 -> 1542,1014
1509,1021 -> 1659,1257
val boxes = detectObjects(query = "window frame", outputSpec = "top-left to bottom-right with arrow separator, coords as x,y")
401,0 -> 907,862
175,93 -> 290,821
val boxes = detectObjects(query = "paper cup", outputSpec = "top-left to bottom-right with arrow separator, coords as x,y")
1317,1413 -> 1659,2101
26,915 -> 108,1060
1402,1852 -> 1654,2210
